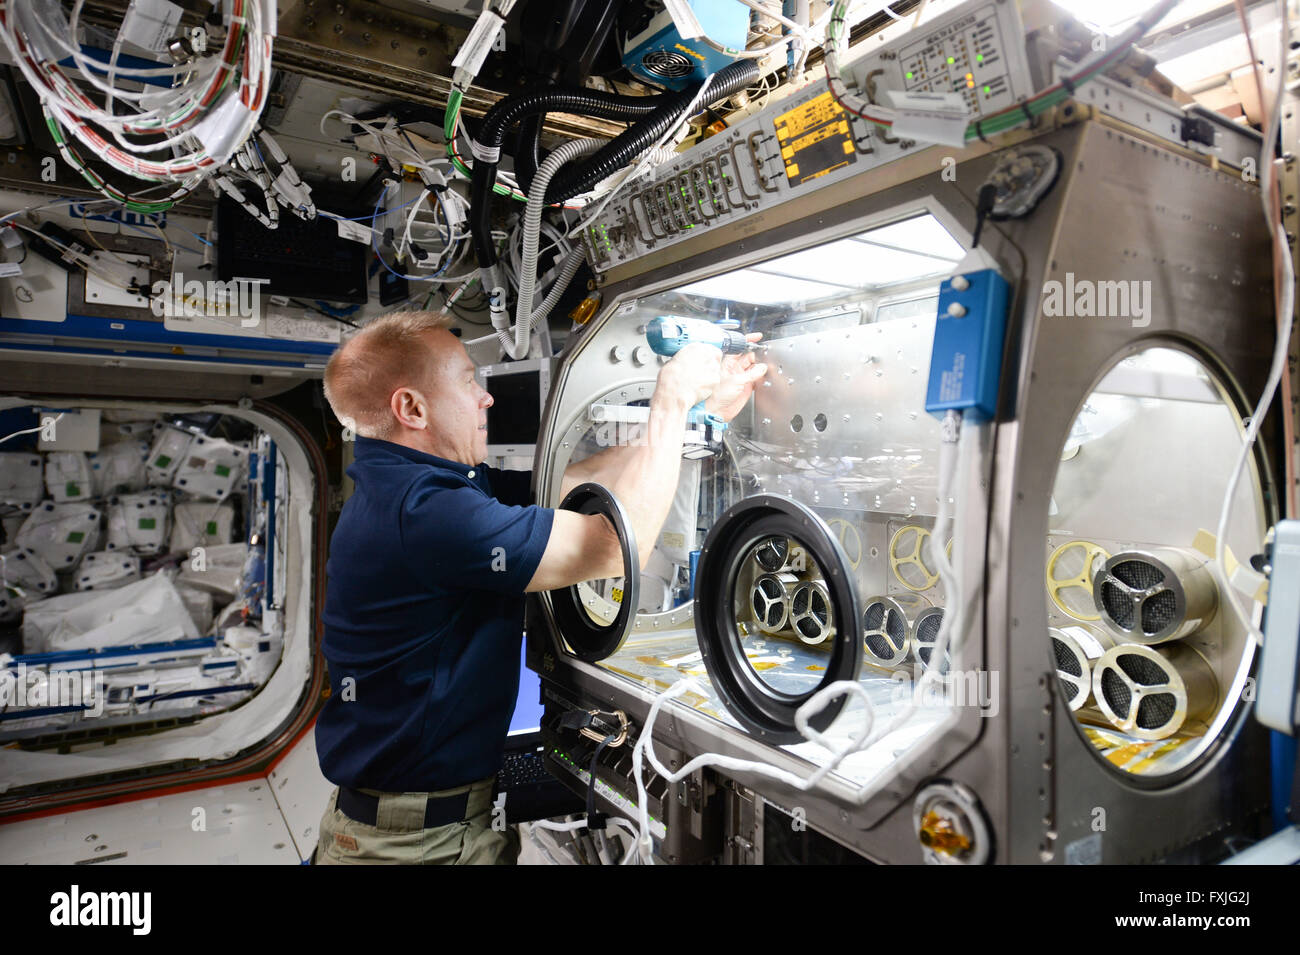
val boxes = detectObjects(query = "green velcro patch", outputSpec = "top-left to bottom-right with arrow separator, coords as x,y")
138,518 -> 157,530
66,531 -> 85,544
155,454 -> 172,468
214,464 -> 231,478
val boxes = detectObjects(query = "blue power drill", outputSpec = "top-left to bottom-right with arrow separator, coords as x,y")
646,315 -> 756,358
646,315 -> 762,456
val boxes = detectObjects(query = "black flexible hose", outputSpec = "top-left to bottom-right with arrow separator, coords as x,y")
545,60 -> 759,205
470,60 -> 759,269
470,88 -> 674,267
514,114 -> 544,196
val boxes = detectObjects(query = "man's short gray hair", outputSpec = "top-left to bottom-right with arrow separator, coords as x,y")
322,310 -> 454,440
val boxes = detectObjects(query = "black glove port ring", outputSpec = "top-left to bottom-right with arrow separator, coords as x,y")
695,495 -> 863,744
549,482 -> 640,663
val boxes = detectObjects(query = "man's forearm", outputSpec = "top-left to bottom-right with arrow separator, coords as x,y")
608,391 -> 691,570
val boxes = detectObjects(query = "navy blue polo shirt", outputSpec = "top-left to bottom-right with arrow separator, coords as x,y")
315,435 -> 554,792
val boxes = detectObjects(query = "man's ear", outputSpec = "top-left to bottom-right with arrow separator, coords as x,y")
390,387 -> 429,431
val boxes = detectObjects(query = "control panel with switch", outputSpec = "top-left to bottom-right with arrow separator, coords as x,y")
925,268 -> 1011,422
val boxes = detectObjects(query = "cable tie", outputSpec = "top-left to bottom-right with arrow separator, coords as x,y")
467,138 -> 500,164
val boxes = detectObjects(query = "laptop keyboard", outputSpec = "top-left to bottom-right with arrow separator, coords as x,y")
499,749 -> 556,789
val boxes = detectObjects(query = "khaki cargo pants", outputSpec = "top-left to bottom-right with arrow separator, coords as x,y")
314,776 -> 520,865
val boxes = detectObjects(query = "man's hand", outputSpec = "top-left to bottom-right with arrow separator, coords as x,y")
656,342 -> 724,409
705,333 -> 768,422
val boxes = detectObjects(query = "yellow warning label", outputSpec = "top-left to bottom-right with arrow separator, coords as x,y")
775,91 -> 846,139
773,90 -> 857,186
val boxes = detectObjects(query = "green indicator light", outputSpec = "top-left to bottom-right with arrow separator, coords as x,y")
984,85 -> 991,94
947,56 -> 954,64
977,54 -> 983,62
906,71 -> 913,79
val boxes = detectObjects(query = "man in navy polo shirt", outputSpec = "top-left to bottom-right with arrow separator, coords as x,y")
313,311 -> 765,864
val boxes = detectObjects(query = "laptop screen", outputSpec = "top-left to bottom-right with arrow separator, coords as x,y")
508,640 -> 543,736
485,370 -> 542,446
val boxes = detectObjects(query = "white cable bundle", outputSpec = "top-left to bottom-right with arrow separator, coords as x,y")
320,110 -> 479,184
395,182 -> 471,270
213,127 -> 315,229
0,0 -> 275,211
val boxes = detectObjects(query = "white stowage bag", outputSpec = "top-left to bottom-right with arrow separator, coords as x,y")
221,625 -> 282,686
0,546 -> 58,622
15,502 -> 102,570
177,542 -> 247,599
103,504 -> 130,552
44,452 -> 94,503
222,624 -> 262,650
171,436 -> 248,501
169,500 -> 235,553
0,453 -> 44,511
99,419 -> 158,448
104,488 -> 172,555
73,551 -> 142,591
89,440 -> 150,497
174,578 -> 215,634
22,572 -> 200,654
240,636 -> 283,686
145,426 -> 194,483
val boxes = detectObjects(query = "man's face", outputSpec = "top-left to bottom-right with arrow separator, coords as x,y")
416,330 -> 493,465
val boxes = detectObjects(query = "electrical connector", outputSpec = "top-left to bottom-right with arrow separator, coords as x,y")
450,0 -> 517,91
559,710 -> 595,731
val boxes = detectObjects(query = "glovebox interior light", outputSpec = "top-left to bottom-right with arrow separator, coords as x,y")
677,215 -> 965,306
